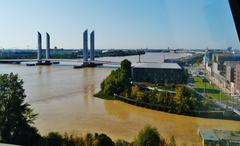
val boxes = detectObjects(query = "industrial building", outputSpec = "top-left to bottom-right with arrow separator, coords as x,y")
132,62 -> 185,84
199,129 -> 240,146
235,64 -> 240,93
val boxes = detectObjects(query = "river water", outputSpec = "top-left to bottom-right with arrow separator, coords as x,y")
0,53 -> 240,146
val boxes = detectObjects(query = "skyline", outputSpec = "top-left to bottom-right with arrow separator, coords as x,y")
0,0 -> 239,49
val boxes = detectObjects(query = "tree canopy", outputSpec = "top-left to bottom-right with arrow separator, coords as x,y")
134,125 -> 161,146
100,59 -> 132,96
0,73 -> 40,146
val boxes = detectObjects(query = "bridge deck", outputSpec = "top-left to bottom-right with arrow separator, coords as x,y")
0,59 -> 121,65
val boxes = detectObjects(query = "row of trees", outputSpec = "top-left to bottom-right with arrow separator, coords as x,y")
40,125 -> 177,146
41,125 -> 177,146
130,85 -> 200,114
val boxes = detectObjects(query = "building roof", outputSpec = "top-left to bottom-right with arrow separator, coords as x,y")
199,129 -> 240,142
199,129 -> 219,141
132,62 -> 182,70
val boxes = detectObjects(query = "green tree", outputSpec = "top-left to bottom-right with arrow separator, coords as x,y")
131,85 -> 140,98
83,133 -> 94,146
183,69 -> 189,83
120,59 -> 132,81
175,86 -> 196,114
93,133 -> 115,146
44,132 -> 64,146
0,73 -> 40,146
99,60 -> 132,96
63,133 -> 85,146
168,136 -> 176,146
134,125 -> 161,146
115,139 -> 130,146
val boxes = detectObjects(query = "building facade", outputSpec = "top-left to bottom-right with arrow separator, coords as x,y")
132,63 -> 185,84
199,129 -> 240,146
235,64 -> 240,93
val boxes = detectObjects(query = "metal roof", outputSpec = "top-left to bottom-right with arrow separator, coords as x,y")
199,129 -> 240,142
132,62 -> 182,69
199,129 -> 219,141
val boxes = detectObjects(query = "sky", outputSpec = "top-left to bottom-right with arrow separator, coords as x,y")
0,0 -> 239,49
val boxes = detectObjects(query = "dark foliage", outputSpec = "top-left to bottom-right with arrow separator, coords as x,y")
0,73 -> 41,146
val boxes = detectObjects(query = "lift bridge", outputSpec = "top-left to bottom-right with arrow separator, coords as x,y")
0,30 -> 121,68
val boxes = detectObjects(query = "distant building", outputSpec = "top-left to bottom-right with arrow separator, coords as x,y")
132,62 -> 185,84
50,49 -> 78,55
211,53 -> 240,76
0,49 -> 36,59
225,65 -> 236,94
199,128 -> 240,146
212,53 -> 240,64
226,65 -> 235,82
224,61 -> 240,83
212,62 -> 220,75
207,53 -> 240,94
235,64 -> 240,93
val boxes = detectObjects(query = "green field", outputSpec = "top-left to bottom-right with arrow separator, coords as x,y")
194,76 -> 231,101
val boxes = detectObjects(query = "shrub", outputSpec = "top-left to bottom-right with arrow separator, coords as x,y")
93,133 -> 115,146
134,125 -> 161,146
44,132 -> 64,146
115,139 -> 130,146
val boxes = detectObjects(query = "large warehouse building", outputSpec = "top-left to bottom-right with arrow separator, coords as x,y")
132,62 -> 185,84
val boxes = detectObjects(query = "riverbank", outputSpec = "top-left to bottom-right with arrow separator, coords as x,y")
94,91 -> 240,121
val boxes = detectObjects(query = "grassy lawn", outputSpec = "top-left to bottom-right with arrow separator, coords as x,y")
194,76 -> 231,101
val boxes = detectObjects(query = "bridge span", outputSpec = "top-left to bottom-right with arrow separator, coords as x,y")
0,59 -> 121,66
